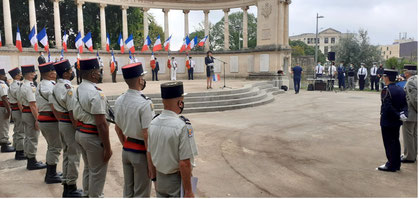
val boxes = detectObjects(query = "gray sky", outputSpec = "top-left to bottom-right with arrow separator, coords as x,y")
149,0 -> 418,50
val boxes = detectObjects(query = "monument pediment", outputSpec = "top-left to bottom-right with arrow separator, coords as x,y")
319,28 -> 341,35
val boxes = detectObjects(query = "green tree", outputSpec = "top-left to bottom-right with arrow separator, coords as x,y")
385,57 -> 417,71
289,40 -> 326,63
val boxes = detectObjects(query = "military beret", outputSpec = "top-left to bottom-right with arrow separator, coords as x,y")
403,64 -> 417,71
54,59 -> 72,77
0,69 -> 5,76
38,62 -> 55,73
121,62 -> 146,79
80,58 -> 100,71
384,69 -> 398,78
21,65 -> 36,74
8,67 -> 21,78
161,81 -> 187,99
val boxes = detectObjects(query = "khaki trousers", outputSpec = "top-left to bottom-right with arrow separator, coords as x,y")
122,150 -> 151,197
11,110 -> 25,151
0,107 -> 10,144
75,131 -> 108,198
21,113 -> 40,158
402,121 -> 418,161
39,121 -> 62,165
59,121 -> 81,185
156,171 -> 181,198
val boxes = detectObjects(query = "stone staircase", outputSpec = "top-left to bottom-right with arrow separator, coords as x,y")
107,81 -> 284,114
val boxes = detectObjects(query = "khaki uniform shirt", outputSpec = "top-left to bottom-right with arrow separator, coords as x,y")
114,89 -> 154,140
36,79 -> 56,112
8,80 -> 21,104
148,110 -> 198,174
72,80 -> 107,125
0,80 -> 9,100
50,79 -> 74,113
404,75 -> 417,122
19,80 -> 37,106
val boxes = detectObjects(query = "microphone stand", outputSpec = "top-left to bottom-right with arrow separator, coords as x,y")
213,57 -> 231,89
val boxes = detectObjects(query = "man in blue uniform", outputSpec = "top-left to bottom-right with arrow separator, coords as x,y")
337,61 -> 346,91
377,69 -> 408,172
291,65 -> 302,94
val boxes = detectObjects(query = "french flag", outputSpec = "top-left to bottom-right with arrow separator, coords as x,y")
82,32 -> 94,52
75,32 -> 83,53
141,35 -> 152,52
152,35 -> 162,52
62,30 -> 68,52
106,33 -> 110,52
37,28 -> 49,52
164,35 -> 172,51
179,36 -> 190,53
187,35 -> 198,50
60,49 -> 64,60
198,35 -> 208,47
110,49 -> 116,73
0,32 -> 2,47
213,74 -> 220,82
118,33 -> 124,54
129,51 -> 135,63
125,34 -> 135,53
77,52 -> 80,69
15,26 -> 22,52
29,26 -> 38,51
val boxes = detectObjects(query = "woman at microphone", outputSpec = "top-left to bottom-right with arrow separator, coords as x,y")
205,51 -> 215,89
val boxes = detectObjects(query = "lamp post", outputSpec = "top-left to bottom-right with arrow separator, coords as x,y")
315,13 -> 324,64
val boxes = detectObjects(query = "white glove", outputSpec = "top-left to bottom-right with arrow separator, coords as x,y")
208,63 -> 214,66
400,112 -> 408,122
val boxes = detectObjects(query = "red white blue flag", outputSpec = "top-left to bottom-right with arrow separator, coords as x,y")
198,35 -> 208,47
37,27 -> 49,52
62,30 -> 68,52
15,26 -> 22,52
82,32 -> 94,52
187,35 -> 198,50
179,36 -> 190,53
164,35 -> 172,51
153,35 -> 162,52
141,35 -> 152,52
106,33 -> 110,52
29,26 -> 38,51
118,33 -> 124,54
75,32 -> 83,53
125,34 -> 135,53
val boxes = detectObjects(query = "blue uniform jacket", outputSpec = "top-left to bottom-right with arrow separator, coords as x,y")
337,66 -> 345,79
380,83 -> 408,127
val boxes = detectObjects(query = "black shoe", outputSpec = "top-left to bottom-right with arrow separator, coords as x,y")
15,150 -> 26,160
401,158 -> 416,163
377,164 -> 397,172
63,184 -> 83,198
1,144 -> 16,153
27,158 -> 47,170
45,164 -> 62,184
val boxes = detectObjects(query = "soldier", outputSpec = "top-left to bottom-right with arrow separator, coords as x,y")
148,82 -> 198,197
170,57 -> 178,81
19,64 -> 47,170
8,67 -> 26,159
36,62 -> 63,184
357,63 -> 368,90
0,69 -> 15,153
377,69 -> 408,172
401,64 -> 417,163
73,58 -> 112,198
50,59 -> 83,197
114,62 -> 155,197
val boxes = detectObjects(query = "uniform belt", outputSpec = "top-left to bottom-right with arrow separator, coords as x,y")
77,121 -> 98,135
22,106 -> 32,113
59,112 -> 72,123
38,111 -> 58,122
10,103 -> 19,111
123,137 -> 146,153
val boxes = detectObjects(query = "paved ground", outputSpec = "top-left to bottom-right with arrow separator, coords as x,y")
0,80 -> 417,197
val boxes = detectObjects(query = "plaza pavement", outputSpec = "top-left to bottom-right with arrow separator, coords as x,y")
0,79 -> 416,197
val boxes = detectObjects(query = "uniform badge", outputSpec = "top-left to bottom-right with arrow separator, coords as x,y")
1,84 -> 5,88
188,129 -> 193,138
67,90 -> 73,96
32,87 -> 36,92
99,92 -> 105,99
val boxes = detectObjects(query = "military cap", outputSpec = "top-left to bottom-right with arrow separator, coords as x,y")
79,58 -> 100,71
403,64 -> 417,71
21,65 -> 36,74
121,62 -> 146,79
38,62 -> 55,73
161,81 -> 187,99
373,62 -> 378,65
383,69 -> 398,78
0,69 -> 5,76
8,67 -> 21,78
361,63 -> 366,66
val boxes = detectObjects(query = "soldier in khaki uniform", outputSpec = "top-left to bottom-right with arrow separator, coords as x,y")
0,68 -> 15,153
148,82 -> 198,197
19,65 -> 47,170
73,58 -> 112,198
8,67 -> 26,159
36,62 -> 63,183
114,63 -> 155,197
50,59 -> 83,197
401,64 -> 418,163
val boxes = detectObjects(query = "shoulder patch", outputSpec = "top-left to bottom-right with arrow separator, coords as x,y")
67,90 -> 73,96
99,92 -> 105,99
179,116 -> 191,124
95,86 -> 102,91
188,128 -> 193,138
65,84 -> 71,89
1,84 -> 5,88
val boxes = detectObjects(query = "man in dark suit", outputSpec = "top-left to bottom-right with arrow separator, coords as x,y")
152,57 -> 159,81
38,52 -> 46,65
291,65 -> 302,94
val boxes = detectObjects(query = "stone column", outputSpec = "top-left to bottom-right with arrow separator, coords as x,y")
53,0 -> 62,48
242,6 -> 249,49
143,8 -> 149,39
283,0 -> 291,46
183,10 -> 189,37
2,0 -> 13,46
100,4 -> 107,50
163,9 -> 170,40
204,10 -> 210,51
223,8 -> 230,50
278,1 -> 285,46
28,0 -> 37,32
76,0 -> 84,36
122,5 -> 128,42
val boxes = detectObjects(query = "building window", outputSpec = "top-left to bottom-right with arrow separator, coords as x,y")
324,38 -> 329,44
324,46 -> 329,53
307,38 -> 311,44
317,38 -> 320,44
387,47 -> 389,50
331,37 -> 335,43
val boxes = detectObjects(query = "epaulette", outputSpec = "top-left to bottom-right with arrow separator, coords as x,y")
65,84 -> 71,89
51,81 -> 56,85
95,86 -> 102,91
179,116 -> 191,124
30,82 -> 35,87
152,114 -> 160,120
141,94 -> 151,100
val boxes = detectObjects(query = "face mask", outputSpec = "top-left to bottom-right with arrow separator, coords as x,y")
70,71 -> 75,81
20,76 -> 24,81
33,74 -> 38,81
98,75 -> 103,83
178,100 -> 184,114
141,79 -> 147,90
340,64 -> 343,67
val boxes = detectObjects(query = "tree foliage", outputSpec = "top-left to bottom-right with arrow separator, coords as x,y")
385,57 -> 417,71
289,40 -> 326,63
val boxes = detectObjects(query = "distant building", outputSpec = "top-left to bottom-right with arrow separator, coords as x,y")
380,37 -> 418,61
290,28 -> 353,54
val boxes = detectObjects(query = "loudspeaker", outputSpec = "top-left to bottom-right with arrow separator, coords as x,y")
328,52 -> 335,61
308,84 -> 314,91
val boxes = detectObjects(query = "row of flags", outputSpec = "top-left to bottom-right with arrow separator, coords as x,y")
11,26 -> 209,54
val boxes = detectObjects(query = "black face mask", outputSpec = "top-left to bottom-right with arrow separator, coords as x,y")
20,76 -> 24,81
70,71 -> 75,81
142,79 -> 147,90
178,100 -> 184,114
33,74 -> 38,81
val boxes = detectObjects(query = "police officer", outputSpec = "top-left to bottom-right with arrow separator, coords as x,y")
357,63 -> 368,90
377,69 -> 408,172
50,59 -> 83,197
370,62 -> 379,91
337,62 -> 346,91
73,58 -> 112,198
148,82 -> 198,197
347,64 -> 356,90
8,67 -> 26,159
401,64 -> 417,163
114,62 -> 155,197
19,64 -> 47,170
0,69 -> 15,153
